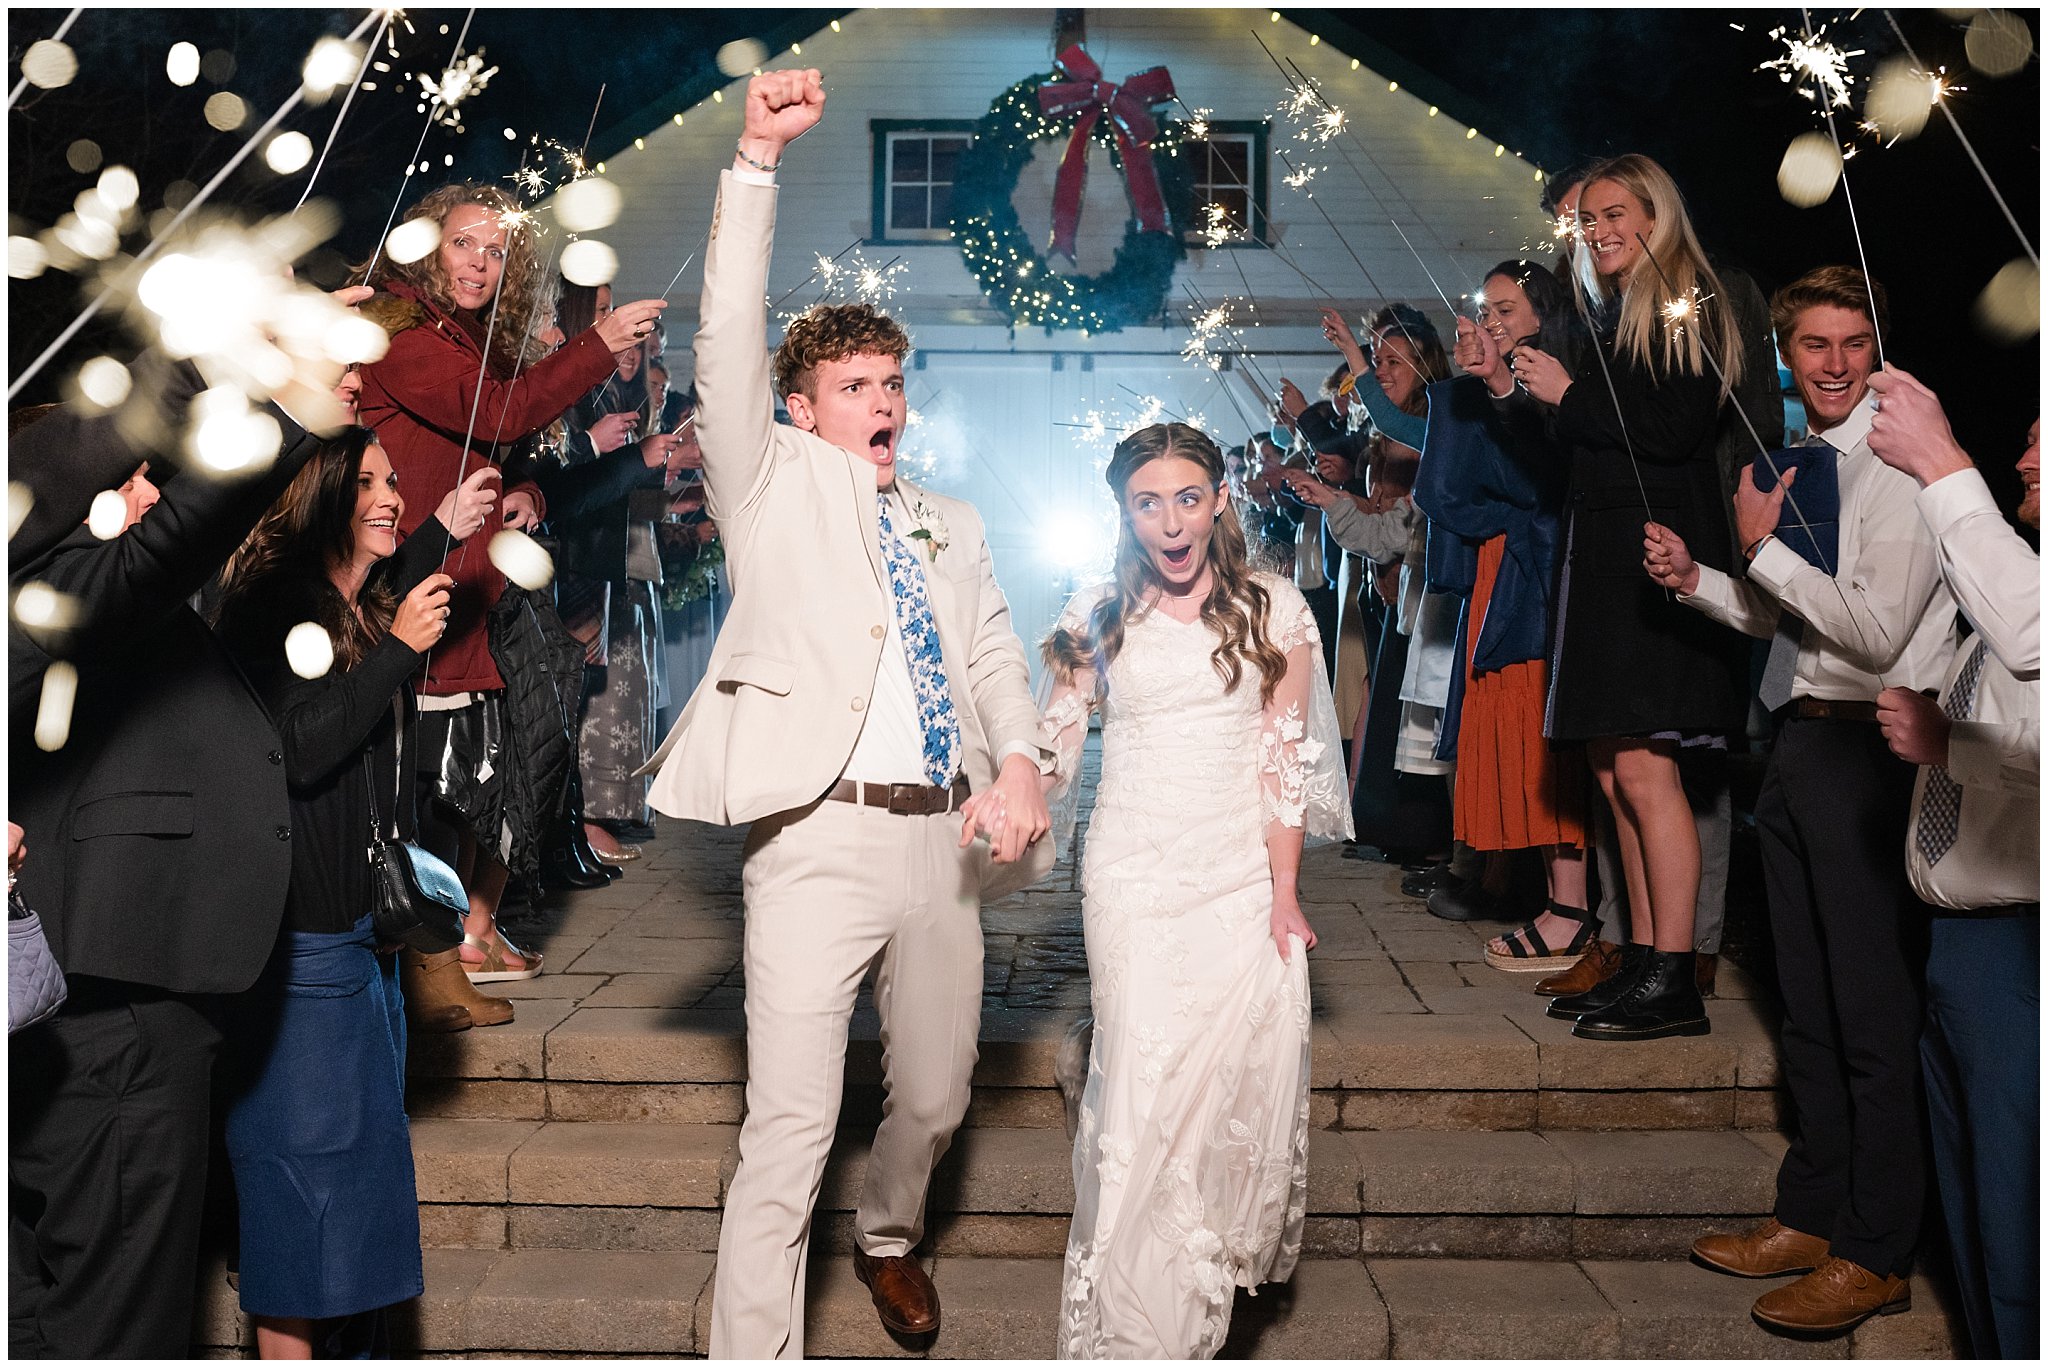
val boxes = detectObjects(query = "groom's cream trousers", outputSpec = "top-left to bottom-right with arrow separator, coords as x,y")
709,795 -> 985,1358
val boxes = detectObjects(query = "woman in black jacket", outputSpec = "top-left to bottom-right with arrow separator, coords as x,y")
212,428 -> 497,1356
1507,153 -> 1749,1042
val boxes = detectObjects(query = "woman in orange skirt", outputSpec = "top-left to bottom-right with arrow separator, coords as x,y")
1405,260 -> 1593,973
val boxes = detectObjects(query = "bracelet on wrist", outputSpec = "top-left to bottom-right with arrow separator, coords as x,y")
1745,532 -> 1775,559
734,142 -> 781,174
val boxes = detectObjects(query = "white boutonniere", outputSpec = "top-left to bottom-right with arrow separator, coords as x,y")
906,495 -> 950,564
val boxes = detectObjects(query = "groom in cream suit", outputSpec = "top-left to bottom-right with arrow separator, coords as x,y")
644,70 -> 1053,1358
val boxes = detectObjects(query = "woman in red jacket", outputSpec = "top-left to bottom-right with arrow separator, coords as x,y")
356,183 -> 664,1017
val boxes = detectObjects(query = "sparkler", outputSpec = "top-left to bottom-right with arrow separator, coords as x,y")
1794,9 -> 1885,367
1758,23 -> 1864,109
9,9 -> 385,401
414,48 -> 498,133
361,10 -> 476,287
7,8 -> 81,110
295,15 -> 390,210
1882,9 -> 2037,268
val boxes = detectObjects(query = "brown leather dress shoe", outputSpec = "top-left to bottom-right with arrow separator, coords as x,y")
1752,1256 -> 1910,1335
853,1248 -> 939,1335
1692,1217 -> 1830,1277
1534,939 -> 1622,997
402,947 -> 514,1028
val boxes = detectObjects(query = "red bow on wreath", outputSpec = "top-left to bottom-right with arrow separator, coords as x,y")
1035,45 -> 1176,260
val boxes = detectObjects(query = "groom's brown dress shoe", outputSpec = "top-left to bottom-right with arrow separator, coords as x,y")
853,1249 -> 940,1335
1691,1217 -> 1830,1277
1751,1256 -> 1910,1335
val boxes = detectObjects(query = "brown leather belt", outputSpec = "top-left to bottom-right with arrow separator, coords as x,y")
1789,698 -> 1881,723
823,776 -> 970,816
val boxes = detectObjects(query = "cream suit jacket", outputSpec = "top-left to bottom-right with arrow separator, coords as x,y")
644,173 -> 1051,895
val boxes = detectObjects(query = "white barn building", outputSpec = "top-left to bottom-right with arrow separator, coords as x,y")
590,8 -> 1556,677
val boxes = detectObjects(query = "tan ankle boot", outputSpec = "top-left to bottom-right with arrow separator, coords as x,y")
402,946 -> 514,1028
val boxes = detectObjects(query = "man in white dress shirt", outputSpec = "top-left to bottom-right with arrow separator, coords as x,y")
1642,268 -> 1956,1335
643,70 -> 1052,1358
1866,382 -> 2038,1361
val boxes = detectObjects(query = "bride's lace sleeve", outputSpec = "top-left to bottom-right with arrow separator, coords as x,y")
1259,579 -> 1355,847
1034,585 -> 1108,859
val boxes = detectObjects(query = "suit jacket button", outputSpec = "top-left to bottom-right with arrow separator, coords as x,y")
275,824 -> 291,841
268,750 -> 283,765
871,625 -> 885,639
851,696 -> 866,712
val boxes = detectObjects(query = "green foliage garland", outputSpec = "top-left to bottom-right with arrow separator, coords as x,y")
948,72 -> 1195,333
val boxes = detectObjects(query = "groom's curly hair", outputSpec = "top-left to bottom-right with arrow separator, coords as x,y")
772,303 -> 910,400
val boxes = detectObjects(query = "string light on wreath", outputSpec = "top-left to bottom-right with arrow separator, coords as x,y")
949,65 -> 1195,333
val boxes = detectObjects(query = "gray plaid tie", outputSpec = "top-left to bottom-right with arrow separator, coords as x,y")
1914,638 -> 1990,866
1757,432 -> 1836,713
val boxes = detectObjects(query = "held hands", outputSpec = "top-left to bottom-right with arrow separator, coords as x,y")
958,753 -> 1052,865
596,301 -> 668,357
588,411 -> 639,454
501,489 -> 541,531
435,466 -> 501,541
1509,346 -> 1571,405
392,573 -> 455,653
1270,889 -> 1317,962
1876,686 -> 1952,767
1280,470 -> 1336,508
1642,521 -> 1700,595
1867,366 -> 1973,488
1734,465 -> 1794,557
741,68 -> 825,165
639,431 -> 681,470
1277,378 -> 1310,421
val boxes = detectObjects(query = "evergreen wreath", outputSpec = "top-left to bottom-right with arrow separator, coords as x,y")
949,73 -> 1195,333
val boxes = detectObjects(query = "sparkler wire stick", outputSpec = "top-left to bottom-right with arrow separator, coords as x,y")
768,237 -> 864,310
295,10 -> 392,211
7,7 -> 81,110
1882,9 -> 2038,267
362,10 -> 477,286
1798,10 -> 1887,370
9,9 -> 383,401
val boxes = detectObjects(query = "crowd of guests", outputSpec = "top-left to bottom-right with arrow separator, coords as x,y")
6,146 -> 2037,1359
9,182 -> 721,1356
1236,150 -> 2037,1350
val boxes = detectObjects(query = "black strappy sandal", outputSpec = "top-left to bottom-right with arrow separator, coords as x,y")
1483,901 -> 1595,974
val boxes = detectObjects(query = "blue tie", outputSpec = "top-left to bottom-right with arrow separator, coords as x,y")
878,494 -> 961,787
1915,639 -> 1989,866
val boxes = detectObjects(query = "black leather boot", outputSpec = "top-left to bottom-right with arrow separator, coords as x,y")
542,773 -> 614,890
1571,949 -> 1711,1041
1546,941 -> 1650,1021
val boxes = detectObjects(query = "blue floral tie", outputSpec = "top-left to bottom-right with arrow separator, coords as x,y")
878,494 -> 961,787
1915,638 -> 1988,866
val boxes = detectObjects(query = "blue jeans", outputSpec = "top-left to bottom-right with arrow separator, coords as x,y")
1922,911 -> 2038,1359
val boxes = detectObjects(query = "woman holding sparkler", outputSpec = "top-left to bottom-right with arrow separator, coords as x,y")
1507,154 -> 1749,1042
355,184 -> 669,1011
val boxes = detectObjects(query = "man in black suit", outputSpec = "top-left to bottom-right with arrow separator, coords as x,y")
8,363 -> 336,1358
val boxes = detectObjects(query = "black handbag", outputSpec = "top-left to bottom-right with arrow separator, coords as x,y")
365,711 -> 466,954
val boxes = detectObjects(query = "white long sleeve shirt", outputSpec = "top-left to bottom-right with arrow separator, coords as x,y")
1680,400 -> 1959,699
1903,468 -> 2040,910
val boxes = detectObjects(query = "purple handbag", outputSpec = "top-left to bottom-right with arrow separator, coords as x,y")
9,886 -> 66,1033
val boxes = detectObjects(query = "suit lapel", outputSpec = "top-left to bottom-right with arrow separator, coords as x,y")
842,449 -> 888,589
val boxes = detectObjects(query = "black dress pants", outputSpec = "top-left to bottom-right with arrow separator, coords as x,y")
1756,716 -> 1930,1277
10,979 -> 222,1358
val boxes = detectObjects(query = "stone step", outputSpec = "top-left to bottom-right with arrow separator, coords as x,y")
406,990 -> 1789,1133
410,1121 -> 1792,1259
192,1249 -> 1964,1358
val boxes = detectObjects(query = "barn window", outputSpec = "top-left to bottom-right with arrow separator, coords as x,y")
1184,123 -> 1269,247
872,122 -> 976,243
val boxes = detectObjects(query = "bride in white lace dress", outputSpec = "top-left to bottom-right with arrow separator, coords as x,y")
1038,423 -> 1351,1358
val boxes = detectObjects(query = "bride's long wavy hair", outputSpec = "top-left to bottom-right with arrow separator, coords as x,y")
1043,422 -> 1289,705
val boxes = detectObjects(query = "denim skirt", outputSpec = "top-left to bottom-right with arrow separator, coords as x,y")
223,914 -> 423,1320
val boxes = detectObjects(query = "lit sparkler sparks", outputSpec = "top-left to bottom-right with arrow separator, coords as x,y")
415,49 -> 498,132
1199,202 -> 1238,249
497,205 -> 540,236
1184,106 -> 1212,141
1181,301 -> 1236,371
815,247 -> 907,306
1759,24 -> 1864,110
1659,286 -> 1713,335
506,163 -> 549,198
1282,163 -> 1318,190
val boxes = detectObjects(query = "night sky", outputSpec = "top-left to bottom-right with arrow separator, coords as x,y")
8,7 -> 2039,509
